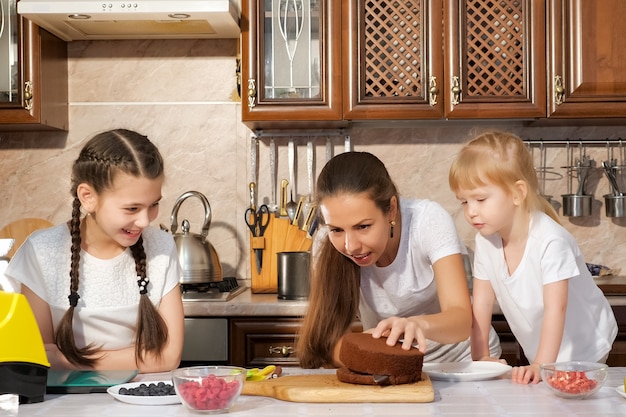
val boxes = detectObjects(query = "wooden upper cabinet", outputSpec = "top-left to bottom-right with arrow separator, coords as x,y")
548,0 -> 626,118
444,0 -> 546,119
342,0 -> 444,119
241,0 -> 344,129
0,16 -> 68,131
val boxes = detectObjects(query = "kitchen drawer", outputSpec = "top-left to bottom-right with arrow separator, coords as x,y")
229,317 -> 302,367
229,317 -> 364,368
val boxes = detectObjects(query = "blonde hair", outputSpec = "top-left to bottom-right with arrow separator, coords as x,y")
448,130 -> 560,223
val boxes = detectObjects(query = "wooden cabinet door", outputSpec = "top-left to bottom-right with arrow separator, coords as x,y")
444,0 -> 546,118
0,19 -> 68,131
342,0 -> 444,120
230,317 -> 302,367
548,0 -> 626,118
241,0 -> 344,129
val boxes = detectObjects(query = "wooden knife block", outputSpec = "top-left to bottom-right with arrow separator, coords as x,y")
250,216 -> 290,293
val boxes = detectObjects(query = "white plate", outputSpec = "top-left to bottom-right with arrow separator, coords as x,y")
107,380 -> 180,405
423,361 -> 512,381
616,385 -> 626,399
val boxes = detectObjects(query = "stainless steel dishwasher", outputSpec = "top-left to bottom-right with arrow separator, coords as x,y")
181,317 -> 229,365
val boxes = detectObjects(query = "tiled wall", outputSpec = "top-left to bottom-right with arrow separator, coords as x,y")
0,39 -> 625,283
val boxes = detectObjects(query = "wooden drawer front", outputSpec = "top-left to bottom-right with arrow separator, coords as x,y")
230,318 -> 302,367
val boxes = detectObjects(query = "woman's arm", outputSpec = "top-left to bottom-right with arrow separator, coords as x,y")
512,279 -> 567,384
470,278 -> 497,361
371,253 -> 472,351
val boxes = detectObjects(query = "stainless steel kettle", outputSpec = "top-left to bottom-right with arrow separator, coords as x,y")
170,191 -> 222,284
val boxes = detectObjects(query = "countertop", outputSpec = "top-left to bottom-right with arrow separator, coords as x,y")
183,288 -> 308,317
183,286 -> 626,318
14,367 -> 626,416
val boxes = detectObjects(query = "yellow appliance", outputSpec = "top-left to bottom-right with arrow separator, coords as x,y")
0,291 -> 50,403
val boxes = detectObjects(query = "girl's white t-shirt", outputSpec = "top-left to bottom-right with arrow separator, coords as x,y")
358,198 -> 501,362
5,224 -> 181,350
473,211 -> 617,363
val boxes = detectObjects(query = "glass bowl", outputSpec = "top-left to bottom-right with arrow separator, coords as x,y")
171,366 -> 246,414
540,361 -> 607,399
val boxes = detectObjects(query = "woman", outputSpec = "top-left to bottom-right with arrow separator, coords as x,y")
297,151 -> 501,368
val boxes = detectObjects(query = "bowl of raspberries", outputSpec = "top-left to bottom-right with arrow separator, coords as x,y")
540,361 -> 607,399
171,366 -> 246,413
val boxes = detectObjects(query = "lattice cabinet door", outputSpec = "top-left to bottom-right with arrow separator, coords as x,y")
548,0 -> 626,118
241,0 -> 344,129
343,0 -> 445,120
444,0 -> 546,118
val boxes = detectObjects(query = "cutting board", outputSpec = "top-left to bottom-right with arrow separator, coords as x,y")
0,218 -> 53,258
241,373 -> 434,403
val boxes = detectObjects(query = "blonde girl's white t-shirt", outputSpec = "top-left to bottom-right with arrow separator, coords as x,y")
5,223 -> 181,350
473,211 -> 617,363
359,198 -> 501,362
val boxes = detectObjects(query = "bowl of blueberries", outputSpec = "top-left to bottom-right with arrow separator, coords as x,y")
107,380 -> 180,405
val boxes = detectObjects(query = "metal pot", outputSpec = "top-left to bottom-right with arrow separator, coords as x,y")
604,194 -> 626,218
170,191 -> 222,284
561,194 -> 593,217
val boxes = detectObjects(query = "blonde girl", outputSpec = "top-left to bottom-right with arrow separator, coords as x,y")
6,129 -> 184,372
449,131 -> 617,384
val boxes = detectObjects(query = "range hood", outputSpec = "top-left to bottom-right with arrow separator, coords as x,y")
17,0 -> 240,41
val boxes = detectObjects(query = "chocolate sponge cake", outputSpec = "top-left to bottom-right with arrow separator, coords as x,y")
337,332 -> 423,385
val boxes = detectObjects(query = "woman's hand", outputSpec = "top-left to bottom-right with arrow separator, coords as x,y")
511,363 -> 542,384
371,316 -> 428,353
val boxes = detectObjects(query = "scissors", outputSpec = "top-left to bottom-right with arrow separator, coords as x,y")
245,204 -> 270,274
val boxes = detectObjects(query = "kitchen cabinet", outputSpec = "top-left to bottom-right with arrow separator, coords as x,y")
607,305 -> 626,367
346,0 -> 545,120
229,317 -> 363,367
241,0 -> 545,127
0,0 -> 68,131
547,0 -> 626,118
241,0 -> 344,129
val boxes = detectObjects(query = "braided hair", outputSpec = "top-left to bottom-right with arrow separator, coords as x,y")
57,129 -> 168,368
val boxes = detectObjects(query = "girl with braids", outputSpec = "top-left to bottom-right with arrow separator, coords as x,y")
449,131 -> 616,384
5,129 -> 184,372
296,151 -> 501,369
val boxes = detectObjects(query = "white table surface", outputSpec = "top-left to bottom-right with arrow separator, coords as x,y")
14,367 -> 626,416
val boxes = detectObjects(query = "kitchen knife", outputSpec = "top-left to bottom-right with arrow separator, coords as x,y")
280,179 -> 289,217
300,203 -> 318,233
292,195 -> 306,226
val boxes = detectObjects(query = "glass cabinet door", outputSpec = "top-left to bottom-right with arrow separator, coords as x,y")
0,0 -> 19,106
241,0 -> 343,128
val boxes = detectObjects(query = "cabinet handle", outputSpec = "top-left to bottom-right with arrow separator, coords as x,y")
428,76 -> 439,106
554,75 -> 564,105
24,81 -> 33,111
450,76 -> 461,105
247,78 -> 257,110
269,345 -> 295,357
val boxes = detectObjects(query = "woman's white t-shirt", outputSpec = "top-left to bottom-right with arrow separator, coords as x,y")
359,198 -> 501,362
5,224 -> 181,350
473,211 -> 617,363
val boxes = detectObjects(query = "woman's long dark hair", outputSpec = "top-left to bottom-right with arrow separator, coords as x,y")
296,152 -> 398,368
56,129 -> 168,368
